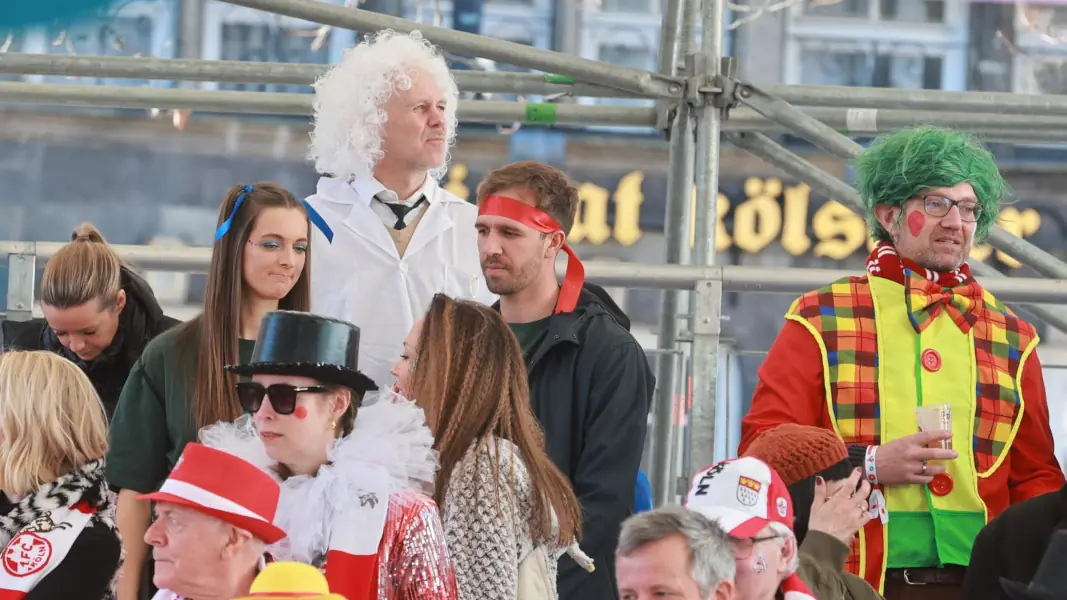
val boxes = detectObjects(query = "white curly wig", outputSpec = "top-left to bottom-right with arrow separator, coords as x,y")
308,30 -> 460,182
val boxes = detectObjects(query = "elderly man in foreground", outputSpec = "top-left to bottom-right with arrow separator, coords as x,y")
616,504 -> 736,600
139,443 -> 287,600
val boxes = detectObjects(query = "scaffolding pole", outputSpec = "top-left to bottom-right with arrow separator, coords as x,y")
650,0 -> 696,507
738,84 -> 1067,281
18,54 -> 1067,116
764,83 -> 1067,117
687,0 -> 726,483
726,132 -> 1067,335
217,0 -> 683,98
0,53 -> 641,98
0,82 -> 657,127
3,241 -> 1064,302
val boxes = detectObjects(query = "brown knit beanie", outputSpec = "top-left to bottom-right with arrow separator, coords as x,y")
742,423 -> 849,486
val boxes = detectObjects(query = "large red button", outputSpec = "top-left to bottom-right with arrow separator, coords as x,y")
930,473 -> 953,496
921,349 -> 942,372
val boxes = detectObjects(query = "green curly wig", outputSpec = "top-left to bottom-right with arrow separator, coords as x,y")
853,125 -> 1008,243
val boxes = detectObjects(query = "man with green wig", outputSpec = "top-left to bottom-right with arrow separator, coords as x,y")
738,126 -> 1064,600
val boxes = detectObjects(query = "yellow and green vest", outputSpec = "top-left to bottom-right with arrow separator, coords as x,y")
786,274 -> 1038,593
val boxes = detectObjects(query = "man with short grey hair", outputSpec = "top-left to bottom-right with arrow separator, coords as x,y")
616,505 -> 736,600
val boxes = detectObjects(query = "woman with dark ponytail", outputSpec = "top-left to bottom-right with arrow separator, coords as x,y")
1,222 -> 179,418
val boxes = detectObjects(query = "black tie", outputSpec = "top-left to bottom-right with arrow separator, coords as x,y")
380,195 -> 427,230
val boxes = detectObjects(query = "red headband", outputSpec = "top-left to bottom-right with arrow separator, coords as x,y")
479,194 -> 585,314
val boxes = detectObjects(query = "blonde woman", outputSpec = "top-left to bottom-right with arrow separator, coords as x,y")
0,350 -> 120,599
0,223 -> 178,418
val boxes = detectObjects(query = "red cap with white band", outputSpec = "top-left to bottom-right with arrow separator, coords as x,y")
139,443 -> 287,544
478,194 -> 586,314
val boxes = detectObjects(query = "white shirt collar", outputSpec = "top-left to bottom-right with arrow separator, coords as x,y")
350,174 -> 438,207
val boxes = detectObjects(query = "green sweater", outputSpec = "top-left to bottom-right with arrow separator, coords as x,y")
105,323 -> 255,493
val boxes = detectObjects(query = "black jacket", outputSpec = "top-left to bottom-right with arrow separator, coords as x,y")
1,267 -> 179,418
963,483 -> 1067,600
517,284 -> 655,600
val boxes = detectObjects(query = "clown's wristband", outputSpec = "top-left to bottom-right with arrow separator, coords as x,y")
847,444 -> 880,485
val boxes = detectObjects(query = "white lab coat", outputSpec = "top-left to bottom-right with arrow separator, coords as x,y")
306,175 -> 496,389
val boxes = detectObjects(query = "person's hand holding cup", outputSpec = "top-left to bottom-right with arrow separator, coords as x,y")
875,405 -> 957,486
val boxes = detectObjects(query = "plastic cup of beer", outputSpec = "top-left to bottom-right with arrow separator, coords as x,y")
916,403 -> 953,450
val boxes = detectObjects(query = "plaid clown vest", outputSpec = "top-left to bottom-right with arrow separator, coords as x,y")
786,274 -> 1038,594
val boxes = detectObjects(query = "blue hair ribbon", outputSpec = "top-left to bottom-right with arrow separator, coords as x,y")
301,199 -> 335,244
213,184 -> 335,244
214,185 -> 253,242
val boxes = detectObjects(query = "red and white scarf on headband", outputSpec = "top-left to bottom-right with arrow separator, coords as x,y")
781,573 -> 818,600
478,194 -> 586,314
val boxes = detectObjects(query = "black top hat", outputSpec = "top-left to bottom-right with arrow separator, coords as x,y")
225,311 -> 378,394
1001,530 -> 1067,600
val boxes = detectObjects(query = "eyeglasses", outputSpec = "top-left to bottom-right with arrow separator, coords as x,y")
917,194 -> 983,223
236,382 -> 326,415
730,533 -> 783,560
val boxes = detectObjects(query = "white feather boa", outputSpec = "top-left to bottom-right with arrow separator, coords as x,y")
198,391 -> 438,564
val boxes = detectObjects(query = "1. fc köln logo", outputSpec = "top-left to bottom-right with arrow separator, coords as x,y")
3,532 -> 52,577
736,476 -> 762,507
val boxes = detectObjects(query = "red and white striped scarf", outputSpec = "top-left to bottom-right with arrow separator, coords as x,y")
781,573 -> 817,600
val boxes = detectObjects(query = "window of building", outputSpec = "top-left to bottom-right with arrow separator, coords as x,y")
802,0 -> 946,22
785,0 -> 967,90
797,41 -> 943,89
0,30 -> 24,82
218,23 -> 331,94
1012,4 -> 1067,95
202,1 -> 356,92
600,0 -> 658,15
20,1 -> 175,87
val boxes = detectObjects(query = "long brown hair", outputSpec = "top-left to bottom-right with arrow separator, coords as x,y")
41,223 -> 128,310
183,183 -> 312,430
411,294 -> 582,544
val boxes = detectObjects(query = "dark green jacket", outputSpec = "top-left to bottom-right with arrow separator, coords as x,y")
797,530 -> 885,600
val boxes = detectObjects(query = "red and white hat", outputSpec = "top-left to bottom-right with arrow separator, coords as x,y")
140,443 -> 287,544
684,456 -> 795,538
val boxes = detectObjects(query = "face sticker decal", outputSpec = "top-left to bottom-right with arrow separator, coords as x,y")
293,406 -> 308,420
754,551 -> 768,574
907,210 -> 926,237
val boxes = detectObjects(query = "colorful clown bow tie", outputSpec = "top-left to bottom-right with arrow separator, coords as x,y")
904,269 -> 985,334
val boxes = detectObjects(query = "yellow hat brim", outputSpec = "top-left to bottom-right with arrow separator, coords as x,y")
232,589 -> 345,593
233,595 -> 347,600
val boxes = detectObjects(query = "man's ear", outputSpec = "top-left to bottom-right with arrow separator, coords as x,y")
221,525 -> 256,559
873,204 -> 900,241
714,578 -> 735,600
779,534 -> 798,574
544,230 -> 566,258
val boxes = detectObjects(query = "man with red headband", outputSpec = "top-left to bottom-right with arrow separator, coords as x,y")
475,160 -> 655,600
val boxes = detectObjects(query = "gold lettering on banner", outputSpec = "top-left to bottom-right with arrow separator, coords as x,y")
688,187 -> 731,251
446,164 -> 1044,260
781,183 -> 813,256
445,163 -> 470,201
812,200 -> 868,260
968,208 -> 1043,267
613,171 -> 645,247
733,178 -> 784,253
570,182 -> 612,245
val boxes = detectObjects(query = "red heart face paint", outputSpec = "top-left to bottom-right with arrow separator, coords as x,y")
293,406 -> 308,420
907,210 -> 926,237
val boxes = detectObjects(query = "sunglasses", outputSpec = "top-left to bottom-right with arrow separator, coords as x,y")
236,382 -> 327,415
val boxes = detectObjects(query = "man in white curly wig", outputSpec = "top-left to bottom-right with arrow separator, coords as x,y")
304,30 -> 494,389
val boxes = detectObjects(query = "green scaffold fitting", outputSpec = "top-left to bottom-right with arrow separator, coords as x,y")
525,103 -> 558,125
